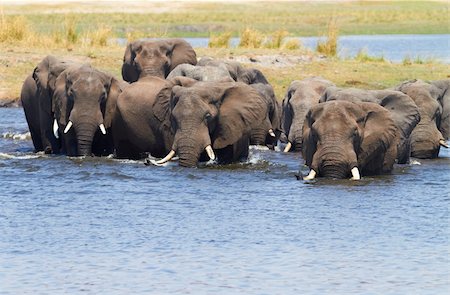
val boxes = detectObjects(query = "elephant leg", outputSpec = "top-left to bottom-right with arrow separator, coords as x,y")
115,139 -> 143,160
23,108 -> 43,152
215,136 -> 250,164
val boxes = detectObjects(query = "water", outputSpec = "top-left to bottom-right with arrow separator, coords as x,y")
118,34 -> 450,63
0,108 -> 449,294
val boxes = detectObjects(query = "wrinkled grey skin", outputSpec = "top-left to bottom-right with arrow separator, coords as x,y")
167,63 -> 234,82
21,55 -> 74,153
154,81 -> 268,167
281,77 -> 334,151
429,79 -> 450,140
394,80 -> 446,158
303,100 -> 398,179
122,38 -> 197,82
320,87 -> 420,164
112,76 -> 196,159
198,57 -> 269,84
53,64 -> 123,156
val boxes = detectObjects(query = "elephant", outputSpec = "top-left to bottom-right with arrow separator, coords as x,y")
197,57 -> 269,85
121,38 -> 197,82
148,81 -> 268,167
281,77 -> 335,152
394,80 -> 448,158
112,76 -> 196,160
319,87 -> 420,164
302,100 -> 399,180
52,64 -> 123,156
429,79 -> 450,140
167,63 -> 234,82
21,55 -> 74,153
167,63 -> 280,149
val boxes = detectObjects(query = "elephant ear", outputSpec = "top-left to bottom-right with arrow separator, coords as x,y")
302,104 -> 325,167
33,56 -> 51,93
153,77 -> 198,124
122,41 -> 142,83
430,80 -> 450,139
52,70 -> 70,126
165,39 -> 197,73
238,68 -> 269,85
379,92 -> 420,144
281,81 -> 301,135
104,77 -> 123,128
166,63 -> 194,80
212,83 -> 267,149
319,86 -> 339,103
358,102 -> 398,168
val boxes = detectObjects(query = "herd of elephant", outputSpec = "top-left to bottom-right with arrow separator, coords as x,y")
20,38 -> 449,180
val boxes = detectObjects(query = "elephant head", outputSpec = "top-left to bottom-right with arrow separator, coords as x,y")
320,87 -> 420,164
153,81 -> 267,167
395,80 -> 447,158
122,38 -> 197,82
282,77 -> 334,152
302,100 -> 398,180
53,64 -> 122,156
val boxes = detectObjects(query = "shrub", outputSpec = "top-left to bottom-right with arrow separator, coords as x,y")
0,15 -> 30,42
208,32 -> 232,48
239,28 -> 263,48
355,49 -> 386,62
281,38 -> 301,50
316,18 -> 338,57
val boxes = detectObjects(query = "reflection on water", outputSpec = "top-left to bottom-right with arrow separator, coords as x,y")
0,108 -> 449,294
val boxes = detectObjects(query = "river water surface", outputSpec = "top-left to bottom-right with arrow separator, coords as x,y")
1,108 -> 449,294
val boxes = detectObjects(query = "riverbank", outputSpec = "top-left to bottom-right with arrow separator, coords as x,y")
1,45 -> 449,106
1,1 -> 449,105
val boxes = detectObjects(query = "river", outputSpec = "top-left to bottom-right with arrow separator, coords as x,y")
118,34 -> 449,63
0,107 -> 449,294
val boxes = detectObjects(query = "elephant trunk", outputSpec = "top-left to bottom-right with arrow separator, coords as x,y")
287,119 -> 305,151
315,144 -> 358,179
75,122 -> 97,156
176,137 -> 203,167
250,127 -> 268,146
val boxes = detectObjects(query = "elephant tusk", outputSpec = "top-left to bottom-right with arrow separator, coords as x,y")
64,121 -> 73,134
53,119 -> 59,139
268,129 -> 276,137
303,169 -> 316,180
99,124 -> 106,135
283,142 -> 292,153
152,150 -> 176,165
439,139 -> 449,148
205,145 -> 216,160
350,167 -> 361,180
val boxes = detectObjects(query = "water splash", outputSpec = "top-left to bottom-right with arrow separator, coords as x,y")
0,152 -> 42,160
2,132 -> 31,141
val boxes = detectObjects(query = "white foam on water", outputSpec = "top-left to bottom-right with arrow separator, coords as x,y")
410,160 -> 421,165
0,152 -> 41,160
2,132 -> 31,141
249,145 -> 270,151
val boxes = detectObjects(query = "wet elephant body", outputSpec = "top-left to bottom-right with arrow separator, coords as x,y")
53,64 -> 123,157
21,55 -> 75,154
320,87 -> 420,163
302,100 -> 398,180
395,80 -> 448,158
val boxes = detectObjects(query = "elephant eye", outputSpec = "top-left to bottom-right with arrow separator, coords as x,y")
204,113 -> 212,121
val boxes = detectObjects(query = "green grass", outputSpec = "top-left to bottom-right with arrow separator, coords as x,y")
2,1 -> 448,38
0,1 -> 448,103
